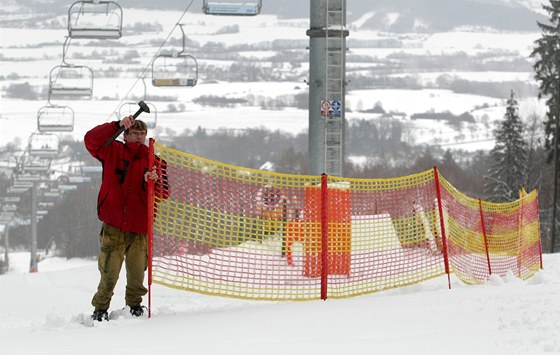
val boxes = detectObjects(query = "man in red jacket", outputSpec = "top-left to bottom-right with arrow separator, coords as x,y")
85,116 -> 168,322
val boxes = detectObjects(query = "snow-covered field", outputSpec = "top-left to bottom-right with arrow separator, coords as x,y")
0,8 -> 547,153
1,5 -> 559,355
0,251 -> 559,354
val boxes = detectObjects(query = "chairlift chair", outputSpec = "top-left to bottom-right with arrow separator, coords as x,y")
68,176 -> 92,183
81,166 -> 102,173
1,197 -> 21,203
119,101 -> 157,129
21,154 -> 52,173
37,105 -> 75,132
28,133 -> 60,157
15,173 -> 43,183
1,205 -> 17,212
42,190 -> 61,199
202,0 -> 262,16
152,24 -> 198,87
13,181 -> 34,189
152,54 -> 198,87
48,64 -> 94,99
0,212 -> 15,219
118,78 -> 157,128
7,187 -> 30,194
58,184 -> 78,192
38,202 -> 55,209
68,0 -> 123,39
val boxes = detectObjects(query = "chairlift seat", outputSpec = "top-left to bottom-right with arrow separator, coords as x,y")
69,28 -> 122,39
7,187 -> 30,194
58,184 -> 78,192
203,1 -> 262,16
68,1 -> 123,39
43,191 -> 61,199
22,164 -> 51,173
68,176 -> 92,183
15,173 -> 43,182
152,78 -> 197,87
1,197 -> 21,203
82,166 -> 103,173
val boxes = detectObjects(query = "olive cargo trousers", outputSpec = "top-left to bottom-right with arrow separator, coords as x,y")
91,223 -> 148,311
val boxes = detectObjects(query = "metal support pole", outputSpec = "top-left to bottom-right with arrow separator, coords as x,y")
308,0 -> 327,175
3,223 -> 10,267
551,50 -> 560,253
307,0 -> 348,176
30,181 -> 38,272
552,136 -> 558,252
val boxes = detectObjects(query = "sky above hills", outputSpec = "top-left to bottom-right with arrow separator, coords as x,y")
2,0 -> 548,32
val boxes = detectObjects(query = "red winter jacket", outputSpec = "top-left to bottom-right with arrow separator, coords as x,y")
84,121 -> 168,234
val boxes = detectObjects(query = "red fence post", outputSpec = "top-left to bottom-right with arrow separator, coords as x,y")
433,167 -> 451,289
517,190 -> 524,277
536,189 -> 543,270
478,199 -> 492,277
147,138 -> 155,318
321,173 -> 328,300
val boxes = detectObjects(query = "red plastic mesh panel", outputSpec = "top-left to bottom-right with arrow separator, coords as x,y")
149,142 -> 542,300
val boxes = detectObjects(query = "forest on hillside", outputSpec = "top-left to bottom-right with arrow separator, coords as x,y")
1,110 -> 555,258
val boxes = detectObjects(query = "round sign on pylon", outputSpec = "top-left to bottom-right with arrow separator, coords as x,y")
321,99 -> 331,116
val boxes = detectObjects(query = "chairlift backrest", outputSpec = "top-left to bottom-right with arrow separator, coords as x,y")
68,0 -> 123,39
203,0 -> 262,16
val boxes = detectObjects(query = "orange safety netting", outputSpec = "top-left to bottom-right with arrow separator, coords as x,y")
148,141 -> 542,301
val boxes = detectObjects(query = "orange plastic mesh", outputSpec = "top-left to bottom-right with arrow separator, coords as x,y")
150,142 -> 542,300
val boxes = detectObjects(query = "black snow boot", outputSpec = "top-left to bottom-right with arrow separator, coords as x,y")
130,305 -> 147,317
91,309 -> 109,322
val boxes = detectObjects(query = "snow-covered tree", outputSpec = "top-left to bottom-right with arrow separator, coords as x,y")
531,0 -> 560,252
531,0 -> 560,158
484,91 -> 528,202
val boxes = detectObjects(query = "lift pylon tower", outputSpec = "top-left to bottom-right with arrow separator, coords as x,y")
307,0 -> 348,176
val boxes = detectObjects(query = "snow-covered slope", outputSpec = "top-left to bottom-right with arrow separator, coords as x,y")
0,251 -> 559,354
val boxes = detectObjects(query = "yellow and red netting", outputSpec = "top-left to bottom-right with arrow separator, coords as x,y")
147,141 -> 542,302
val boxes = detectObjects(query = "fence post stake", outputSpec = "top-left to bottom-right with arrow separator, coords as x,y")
536,189 -> 543,270
321,173 -> 328,300
517,189 -> 524,277
478,199 -> 492,277
147,138 -> 155,318
433,167 -> 451,289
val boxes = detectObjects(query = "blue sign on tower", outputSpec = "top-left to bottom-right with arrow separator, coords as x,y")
331,100 -> 342,117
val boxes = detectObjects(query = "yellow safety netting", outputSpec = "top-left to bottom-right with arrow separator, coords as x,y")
150,142 -> 542,301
